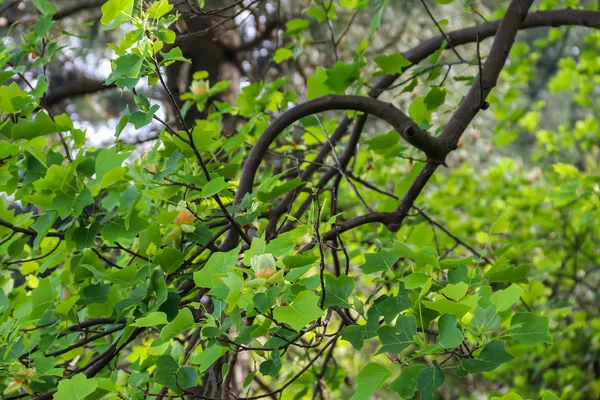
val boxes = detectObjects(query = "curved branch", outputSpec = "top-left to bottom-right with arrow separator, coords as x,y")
234,95 -> 440,206
220,94 -> 440,248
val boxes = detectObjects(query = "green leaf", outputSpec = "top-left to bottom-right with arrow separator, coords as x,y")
31,0 -> 58,16
129,104 -> 160,130
485,262 -> 530,284
258,176 -> 304,203
191,342 -> 228,374
53,373 -> 98,400
80,264 -> 137,285
273,48 -> 293,63
363,130 -> 400,151
341,325 -> 367,350
307,3 -> 337,23
340,0 -> 368,8
30,278 -> 54,319
284,18 -> 309,36
51,194 -> 75,219
394,166 -> 426,200
107,53 -> 143,85
308,68 -> 332,101
388,364 -> 427,398
73,223 -> 102,250
160,48 -> 189,67
376,283 -> 412,323
265,227 -> 306,257
282,254 -> 319,269
101,0 -> 134,28
360,250 -> 400,274
369,0 -> 387,36
160,308 -> 195,342
323,274 -> 355,308
118,185 -> 141,230
202,177 -> 228,197
416,361 -> 444,400
442,282 -> 469,301
31,211 -> 57,249
79,283 -> 110,305
155,151 -> 183,180
324,61 -> 362,93
471,305 -> 501,334
253,286 -> 278,313
437,314 -> 463,348
424,87 -> 446,110
221,271 -> 244,312
373,53 -> 411,74
448,264 -> 468,283
101,214 -> 149,242
408,97 -> 431,125
348,362 -> 391,400
194,245 -> 241,288
132,312 -> 168,327
490,284 -> 523,312
491,214 -> 511,234
73,189 -> 94,217
0,82 -> 29,113
273,291 -> 323,331
11,112 -> 61,140
510,312 -> 552,345
461,340 -> 514,373
154,248 -> 185,274
155,355 -> 199,390
542,391 -> 561,400
260,351 -> 282,377
422,298 -> 472,318
147,0 -> 173,19
95,148 -> 130,182
376,315 -> 417,354
401,273 -> 430,289
394,242 -> 440,269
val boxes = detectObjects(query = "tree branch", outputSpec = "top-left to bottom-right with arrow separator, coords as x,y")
315,0 -> 537,242
45,79 -> 116,106
0,218 -> 65,239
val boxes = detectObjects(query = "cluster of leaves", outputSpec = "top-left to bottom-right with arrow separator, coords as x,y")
0,0 -> 598,399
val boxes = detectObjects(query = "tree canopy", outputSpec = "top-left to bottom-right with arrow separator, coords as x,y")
0,0 -> 599,399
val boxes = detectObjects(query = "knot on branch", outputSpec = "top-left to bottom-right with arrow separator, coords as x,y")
403,125 -> 417,137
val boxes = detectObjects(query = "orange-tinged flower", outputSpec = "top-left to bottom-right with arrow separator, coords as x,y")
174,210 -> 195,225
251,254 -> 278,279
255,267 -> 276,279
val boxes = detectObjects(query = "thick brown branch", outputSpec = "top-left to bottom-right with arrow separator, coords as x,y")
436,0 -> 535,151
45,79 -> 115,106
